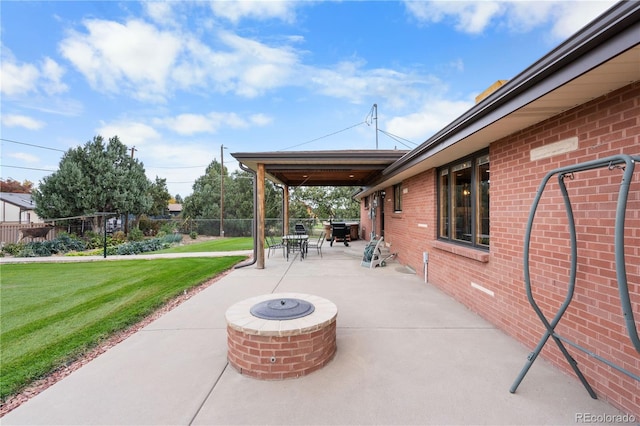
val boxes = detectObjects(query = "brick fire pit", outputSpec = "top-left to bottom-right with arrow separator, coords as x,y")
225,293 -> 337,380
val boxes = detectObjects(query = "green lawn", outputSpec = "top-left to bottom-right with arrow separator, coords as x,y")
155,236 -> 255,253
0,256 -> 245,401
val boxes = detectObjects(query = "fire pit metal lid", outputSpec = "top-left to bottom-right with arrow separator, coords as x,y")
250,298 -> 315,320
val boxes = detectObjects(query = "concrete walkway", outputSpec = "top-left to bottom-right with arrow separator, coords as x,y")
1,240 -> 630,425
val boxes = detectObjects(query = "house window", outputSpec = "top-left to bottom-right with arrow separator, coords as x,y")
393,183 -> 402,212
438,151 -> 489,248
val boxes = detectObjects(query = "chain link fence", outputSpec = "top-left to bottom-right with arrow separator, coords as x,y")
146,217 -> 359,238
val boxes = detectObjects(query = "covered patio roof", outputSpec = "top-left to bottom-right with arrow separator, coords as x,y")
231,149 -> 408,187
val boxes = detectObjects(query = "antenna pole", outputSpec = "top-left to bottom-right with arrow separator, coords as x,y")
374,104 -> 378,149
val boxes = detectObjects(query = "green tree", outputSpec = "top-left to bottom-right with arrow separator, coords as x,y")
183,162 -> 283,229
148,176 -> 171,217
33,135 -> 152,232
182,160 -> 223,219
291,186 -> 359,220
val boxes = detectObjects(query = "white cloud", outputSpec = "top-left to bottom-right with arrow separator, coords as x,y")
59,19 -> 302,101
96,120 -> 161,147
159,113 -> 218,135
143,1 -> 177,26
9,152 -> 40,163
548,1 -> 617,39
404,1 -> 503,34
156,111 -> 273,135
386,98 -> 474,142
404,1 -> 616,39
0,49 -> 41,96
307,60 -> 440,110
1,114 -> 45,130
250,113 -> 272,126
41,57 -> 68,95
59,19 -> 182,102
216,31 -> 300,97
210,1 -> 297,24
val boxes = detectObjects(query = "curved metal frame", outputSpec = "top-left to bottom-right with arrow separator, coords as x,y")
510,154 -> 640,398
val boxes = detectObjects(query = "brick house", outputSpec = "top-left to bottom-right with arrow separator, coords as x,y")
357,2 -> 639,416
233,1 -> 639,416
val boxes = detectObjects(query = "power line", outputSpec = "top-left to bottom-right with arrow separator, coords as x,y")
1,165 -> 56,172
149,165 -> 209,169
377,129 -> 417,149
0,138 -> 66,152
279,121 -> 367,151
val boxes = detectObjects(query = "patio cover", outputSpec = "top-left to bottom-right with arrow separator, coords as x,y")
231,150 -> 408,268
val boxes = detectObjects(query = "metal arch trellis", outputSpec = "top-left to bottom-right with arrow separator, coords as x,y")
44,212 -> 119,258
510,154 -> 640,399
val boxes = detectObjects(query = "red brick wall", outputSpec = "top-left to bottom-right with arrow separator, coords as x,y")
370,82 -> 640,416
227,320 -> 337,380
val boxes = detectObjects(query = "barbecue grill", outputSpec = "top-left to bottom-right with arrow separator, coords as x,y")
330,222 -> 349,246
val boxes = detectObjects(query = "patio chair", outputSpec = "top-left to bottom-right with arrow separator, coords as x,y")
267,235 -> 285,258
307,232 -> 326,257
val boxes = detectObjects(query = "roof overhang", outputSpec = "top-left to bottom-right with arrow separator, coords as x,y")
231,150 -> 409,187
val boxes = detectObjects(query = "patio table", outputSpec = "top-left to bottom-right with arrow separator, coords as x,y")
282,234 -> 308,261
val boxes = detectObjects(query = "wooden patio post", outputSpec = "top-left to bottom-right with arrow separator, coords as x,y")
256,163 -> 266,269
283,184 -> 289,236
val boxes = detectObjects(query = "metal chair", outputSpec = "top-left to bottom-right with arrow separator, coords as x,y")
307,232 -> 326,257
294,223 -> 307,235
266,235 -> 285,258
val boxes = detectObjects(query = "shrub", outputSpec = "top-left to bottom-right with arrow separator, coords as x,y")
190,231 -> 198,239
2,242 -> 24,256
115,237 -> 170,255
163,233 -> 183,244
84,231 -> 115,250
138,215 -> 160,236
159,221 -> 178,234
128,228 -> 144,242
112,231 -> 127,244
8,234 -> 87,258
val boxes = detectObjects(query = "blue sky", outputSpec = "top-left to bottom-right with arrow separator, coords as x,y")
1,0 -> 617,197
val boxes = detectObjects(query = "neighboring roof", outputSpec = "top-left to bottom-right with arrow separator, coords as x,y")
231,150 -> 409,186
0,192 -> 36,210
168,203 -> 183,212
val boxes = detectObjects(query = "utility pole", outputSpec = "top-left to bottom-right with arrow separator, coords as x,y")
220,144 -> 226,237
125,146 -> 137,235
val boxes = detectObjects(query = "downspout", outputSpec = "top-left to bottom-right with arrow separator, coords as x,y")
234,162 -> 257,269
275,184 -> 285,236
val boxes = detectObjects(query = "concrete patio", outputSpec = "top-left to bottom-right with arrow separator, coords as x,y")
1,239 -> 631,425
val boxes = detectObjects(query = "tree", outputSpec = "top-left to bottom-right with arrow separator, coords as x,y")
182,160 -> 223,219
0,178 -> 33,193
291,186 -> 360,219
33,135 -> 152,232
147,176 -> 171,217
